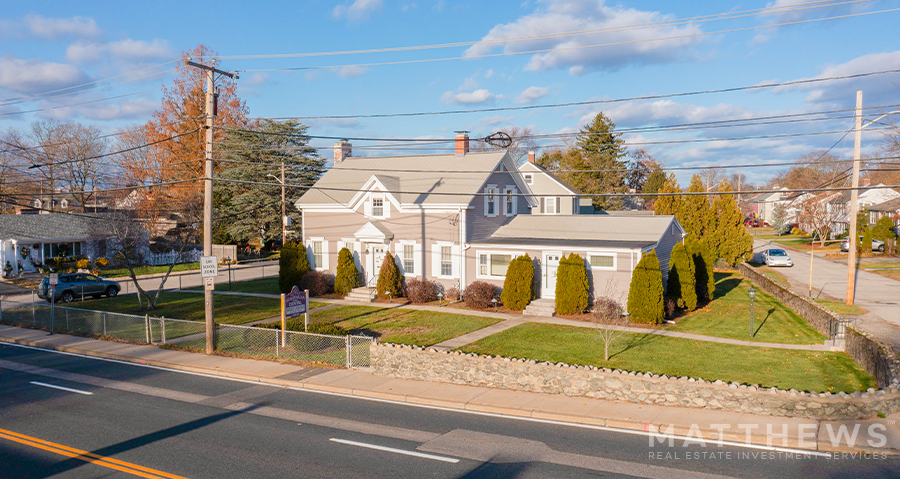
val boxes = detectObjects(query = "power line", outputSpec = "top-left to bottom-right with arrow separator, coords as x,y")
25,129 -> 201,169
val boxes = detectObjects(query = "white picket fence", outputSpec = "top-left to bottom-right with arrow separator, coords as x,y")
146,248 -> 202,266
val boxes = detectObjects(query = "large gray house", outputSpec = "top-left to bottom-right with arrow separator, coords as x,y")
295,135 -> 685,309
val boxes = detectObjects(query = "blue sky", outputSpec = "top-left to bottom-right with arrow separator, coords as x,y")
2,0 -> 900,185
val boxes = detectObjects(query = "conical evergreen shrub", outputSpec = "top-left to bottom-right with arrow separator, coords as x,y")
667,242 -> 697,311
628,249 -> 664,324
279,242 -> 310,294
555,253 -> 589,315
689,238 -> 715,303
501,254 -> 534,311
334,247 -> 360,295
376,251 -> 403,299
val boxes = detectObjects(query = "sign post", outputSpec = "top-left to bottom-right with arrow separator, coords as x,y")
200,256 -> 218,353
284,286 -> 309,333
49,274 -> 58,335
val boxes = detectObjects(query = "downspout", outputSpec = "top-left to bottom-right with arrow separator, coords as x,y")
458,207 -> 466,292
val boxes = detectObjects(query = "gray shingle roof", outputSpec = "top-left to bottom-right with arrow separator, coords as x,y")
483,214 -> 679,247
0,214 -> 111,242
295,151 -> 509,206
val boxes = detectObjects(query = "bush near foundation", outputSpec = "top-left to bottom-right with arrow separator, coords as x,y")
500,254 -> 534,311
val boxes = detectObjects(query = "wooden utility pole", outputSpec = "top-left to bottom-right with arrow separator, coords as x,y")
186,59 -> 237,354
846,91 -> 862,306
281,160 -> 286,247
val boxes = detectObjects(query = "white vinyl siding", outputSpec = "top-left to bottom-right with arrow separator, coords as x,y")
431,243 -> 460,279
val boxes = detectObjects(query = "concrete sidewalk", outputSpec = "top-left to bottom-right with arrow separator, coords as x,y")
1,324 -> 897,455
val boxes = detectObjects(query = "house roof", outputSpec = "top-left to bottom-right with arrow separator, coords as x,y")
517,162 -> 581,195
0,213 -> 111,242
869,197 -> 900,212
480,214 -> 680,249
295,151 -> 511,207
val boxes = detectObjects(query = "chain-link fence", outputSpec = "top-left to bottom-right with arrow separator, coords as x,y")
0,297 -> 373,368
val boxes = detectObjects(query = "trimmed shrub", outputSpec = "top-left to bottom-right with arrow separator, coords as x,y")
689,238 -> 715,303
500,254 -> 534,311
94,257 -> 109,269
667,242 -> 697,311
376,252 -> 403,299
334,247 -> 360,296
76,259 -> 91,269
791,227 -> 802,235
404,277 -> 438,304
592,297 -> 623,321
445,287 -> 460,302
627,249 -> 664,324
279,242 -> 310,294
555,253 -> 589,316
861,226 -> 874,254
463,281 -> 498,309
307,323 -> 349,336
300,270 -> 332,297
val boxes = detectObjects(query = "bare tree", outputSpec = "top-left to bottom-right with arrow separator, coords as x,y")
797,192 -> 844,247
698,167 -> 726,192
592,279 -> 629,362
0,147 -> 25,213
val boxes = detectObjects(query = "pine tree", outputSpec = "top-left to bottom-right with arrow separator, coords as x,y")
872,216 -> 896,253
689,238 -> 716,303
653,174 -> 682,217
861,226 -> 874,254
334,247 -> 360,295
667,242 -> 697,311
278,242 -> 310,294
501,254 -> 534,311
376,252 -> 403,299
709,179 -> 753,265
627,250 -> 665,324
679,175 -> 713,241
555,253 -> 590,315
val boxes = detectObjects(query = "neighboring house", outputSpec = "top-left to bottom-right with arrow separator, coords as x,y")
748,187 -> 789,224
0,214 -> 145,275
869,197 -> 900,226
295,134 -> 685,309
518,153 -> 592,215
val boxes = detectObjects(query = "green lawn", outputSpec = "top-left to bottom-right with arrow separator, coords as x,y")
100,262 -> 201,278
76,291 -> 281,325
747,263 -> 790,287
859,261 -> 900,270
813,299 -> 868,317
460,322 -> 874,393
277,305 -> 503,347
187,277 -> 279,294
668,273 -> 827,345
754,233 -> 806,240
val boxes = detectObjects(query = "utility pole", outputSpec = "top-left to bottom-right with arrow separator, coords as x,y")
846,91 -> 863,306
186,59 -> 237,354
281,160 -> 286,247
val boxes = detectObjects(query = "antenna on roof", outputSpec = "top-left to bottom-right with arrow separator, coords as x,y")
484,131 -> 512,149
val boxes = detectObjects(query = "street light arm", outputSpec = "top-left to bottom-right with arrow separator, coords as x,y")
862,110 -> 900,130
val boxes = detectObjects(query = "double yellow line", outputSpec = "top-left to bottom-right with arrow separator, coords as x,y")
0,427 -> 187,479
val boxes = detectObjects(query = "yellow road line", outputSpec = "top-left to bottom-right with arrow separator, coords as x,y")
0,427 -> 188,479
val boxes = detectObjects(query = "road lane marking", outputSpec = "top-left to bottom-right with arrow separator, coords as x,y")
329,438 -> 460,463
0,427 -> 187,479
30,381 -> 93,395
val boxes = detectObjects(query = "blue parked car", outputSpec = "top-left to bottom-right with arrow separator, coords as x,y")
38,273 -> 121,303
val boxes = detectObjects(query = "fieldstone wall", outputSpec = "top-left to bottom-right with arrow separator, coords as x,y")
371,343 -> 900,420
847,327 -> 900,389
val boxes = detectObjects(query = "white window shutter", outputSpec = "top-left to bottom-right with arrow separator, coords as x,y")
393,243 -> 403,275
322,241 -> 329,270
540,197 -> 545,214
484,189 -> 489,216
452,245 -> 460,278
384,200 -> 391,218
353,242 -> 362,270
556,197 -> 561,214
432,244 -> 441,277
414,243 -> 422,276
364,199 -> 372,217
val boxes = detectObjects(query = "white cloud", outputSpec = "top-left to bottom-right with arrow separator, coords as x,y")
515,86 -> 549,104
66,39 -> 173,64
334,66 -> 368,78
243,73 -> 270,87
441,89 -> 497,104
772,50 -> 900,108
333,0 -> 384,20
0,56 -> 90,94
479,115 -> 516,126
464,0 -> 705,74
25,15 -> 101,40
39,97 -> 157,121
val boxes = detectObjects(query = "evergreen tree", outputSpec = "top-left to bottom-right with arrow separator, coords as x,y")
667,242 -> 697,311
689,238 -> 716,303
627,250 -> 665,324
376,252 -> 403,299
861,226 -> 874,254
555,253 -> 590,315
334,247 -> 360,295
771,203 -> 788,234
872,216 -> 897,253
501,255 -> 534,311
278,242 -> 310,294
709,179 -> 753,265
679,175 -> 713,240
653,174 -> 682,217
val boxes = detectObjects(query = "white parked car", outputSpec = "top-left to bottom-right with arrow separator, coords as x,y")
762,248 -> 793,267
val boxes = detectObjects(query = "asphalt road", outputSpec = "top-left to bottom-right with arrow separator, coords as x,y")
1,343 -> 897,479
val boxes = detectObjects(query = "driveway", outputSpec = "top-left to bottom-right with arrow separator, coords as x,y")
753,238 -> 900,351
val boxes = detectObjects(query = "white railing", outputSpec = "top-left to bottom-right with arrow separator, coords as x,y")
146,248 -> 202,266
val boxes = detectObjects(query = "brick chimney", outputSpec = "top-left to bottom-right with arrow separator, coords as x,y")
861,178 -> 871,187
454,131 -> 469,155
334,140 -> 351,163
528,151 -> 535,163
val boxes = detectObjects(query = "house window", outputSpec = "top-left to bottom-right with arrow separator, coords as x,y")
312,241 -> 323,269
491,254 -> 512,276
505,188 -> 515,216
479,254 -> 488,275
372,198 -> 384,217
544,197 -> 556,215
589,254 -> 615,270
441,246 -> 452,276
524,174 -> 533,185
486,188 -> 496,216
478,252 -> 518,278
403,244 -> 415,273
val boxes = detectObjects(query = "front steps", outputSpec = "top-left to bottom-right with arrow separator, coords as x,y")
524,297 -> 556,317
344,286 -> 375,303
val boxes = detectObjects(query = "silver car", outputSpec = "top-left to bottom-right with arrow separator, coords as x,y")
763,248 -> 793,267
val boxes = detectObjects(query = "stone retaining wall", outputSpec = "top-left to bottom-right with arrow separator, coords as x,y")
846,327 -> 900,389
371,343 -> 900,420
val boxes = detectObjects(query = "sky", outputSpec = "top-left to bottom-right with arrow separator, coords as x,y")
2,0 -> 900,186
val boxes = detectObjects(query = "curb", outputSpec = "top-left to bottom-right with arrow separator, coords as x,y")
1,332 -> 897,456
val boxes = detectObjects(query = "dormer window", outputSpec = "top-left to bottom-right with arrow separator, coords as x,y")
372,198 -> 384,217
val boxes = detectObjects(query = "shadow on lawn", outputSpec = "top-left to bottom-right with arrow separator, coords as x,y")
712,274 -> 742,300
609,332 -> 663,359
753,307 -> 776,337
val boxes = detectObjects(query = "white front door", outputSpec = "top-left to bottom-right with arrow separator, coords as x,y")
368,245 -> 386,285
542,252 -> 561,298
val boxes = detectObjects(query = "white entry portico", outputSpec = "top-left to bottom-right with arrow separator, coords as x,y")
354,221 -> 393,285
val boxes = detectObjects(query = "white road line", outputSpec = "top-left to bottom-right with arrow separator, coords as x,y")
329,438 -> 459,463
29,381 -> 93,395
0,342 -> 832,457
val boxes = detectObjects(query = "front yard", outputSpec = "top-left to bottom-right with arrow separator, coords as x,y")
77,292 -> 282,325
459,322 -> 875,393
